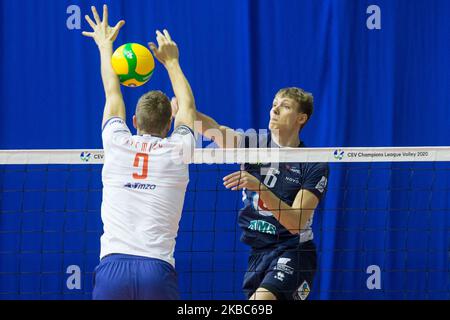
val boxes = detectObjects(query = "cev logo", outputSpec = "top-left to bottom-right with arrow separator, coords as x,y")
333,149 -> 345,160
80,152 -> 92,162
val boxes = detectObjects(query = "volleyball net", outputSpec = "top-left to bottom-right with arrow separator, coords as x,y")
0,147 -> 449,299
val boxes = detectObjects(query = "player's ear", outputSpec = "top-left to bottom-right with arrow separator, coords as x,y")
297,113 -> 308,127
132,115 -> 137,130
166,118 -> 173,136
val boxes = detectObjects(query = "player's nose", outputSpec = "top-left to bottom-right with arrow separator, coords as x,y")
271,106 -> 280,116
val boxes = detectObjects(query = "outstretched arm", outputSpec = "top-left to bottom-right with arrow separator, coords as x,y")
171,99 -> 241,148
195,112 -> 242,148
149,30 -> 196,130
82,5 -> 126,128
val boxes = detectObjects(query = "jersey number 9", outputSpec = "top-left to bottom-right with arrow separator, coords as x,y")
133,153 -> 149,180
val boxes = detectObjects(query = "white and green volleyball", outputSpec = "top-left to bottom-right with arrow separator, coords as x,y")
111,43 -> 155,87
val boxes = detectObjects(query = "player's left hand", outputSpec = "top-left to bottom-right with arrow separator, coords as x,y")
223,171 -> 267,192
149,30 -> 179,67
82,5 -> 125,48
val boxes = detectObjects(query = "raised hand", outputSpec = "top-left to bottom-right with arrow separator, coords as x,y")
223,171 -> 266,192
82,5 -> 125,48
148,29 -> 179,67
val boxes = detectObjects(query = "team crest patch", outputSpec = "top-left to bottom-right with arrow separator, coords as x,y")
294,281 -> 310,301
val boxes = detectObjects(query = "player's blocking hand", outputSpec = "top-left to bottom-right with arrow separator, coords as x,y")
223,171 -> 266,192
149,29 -> 179,67
82,5 -> 125,48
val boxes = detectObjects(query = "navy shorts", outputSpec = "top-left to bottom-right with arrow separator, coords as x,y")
92,254 -> 179,300
243,241 -> 317,300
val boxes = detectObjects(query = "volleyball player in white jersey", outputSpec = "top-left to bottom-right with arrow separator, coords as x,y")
82,5 -> 196,299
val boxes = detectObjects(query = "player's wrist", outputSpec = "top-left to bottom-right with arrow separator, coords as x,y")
257,184 -> 270,194
97,41 -> 114,51
164,59 -> 180,70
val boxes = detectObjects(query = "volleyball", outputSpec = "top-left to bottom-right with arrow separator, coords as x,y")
111,43 -> 155,87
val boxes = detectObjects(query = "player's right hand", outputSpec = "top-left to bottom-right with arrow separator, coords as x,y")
82,5 -> 125,48
149,30 -> 179,68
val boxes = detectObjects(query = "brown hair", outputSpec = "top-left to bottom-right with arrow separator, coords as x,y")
135,91 -> 172,135
276,87 -> 314,122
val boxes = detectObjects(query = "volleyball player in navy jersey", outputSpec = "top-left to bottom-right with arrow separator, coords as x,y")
195,87 -> 329,300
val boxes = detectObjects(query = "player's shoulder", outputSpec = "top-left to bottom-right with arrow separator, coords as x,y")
172,125 -> 195,137
307,161 -> 329,170
102,117 -> 127,131
297,142 -> 329,173
303,161 -> 329,174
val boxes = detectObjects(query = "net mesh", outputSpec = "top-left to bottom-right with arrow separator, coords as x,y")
0,148 -> 449,300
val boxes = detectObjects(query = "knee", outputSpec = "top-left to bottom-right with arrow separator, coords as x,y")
249,288 -> 277,300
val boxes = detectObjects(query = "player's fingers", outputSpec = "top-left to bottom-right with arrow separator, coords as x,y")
156,30 -> 168,44
224,175 -> 245,188
155,33 -> 164,47
224,179 -> 241,189
148,42 -> 158,52
223,175 -> 241,185
82,31 -> 94,38
91,6 -> 101,25
223,177 -> 243,187
149,42 -> 161,59
163,29 -> 172,41
110,20 -> 125,40
103,4 -> 108,25
149,42 -> 164,63
85,15 -> 96,30
113,20 -> 125,32
156,30 -> 164,39
232,182 -> 248,191
223,171 -> 242,181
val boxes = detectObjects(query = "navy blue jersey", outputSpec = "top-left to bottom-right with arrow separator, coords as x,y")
238,133 -> 329,249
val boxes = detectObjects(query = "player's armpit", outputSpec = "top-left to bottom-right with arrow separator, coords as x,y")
195,112 -> 242,148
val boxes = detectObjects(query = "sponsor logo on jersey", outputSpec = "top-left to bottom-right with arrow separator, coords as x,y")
248,220 -> 276,235
274,257 -> 294,275
124,182 -> 157,190
109,118 -> 125,126
293,281 -> 310,301
113,129 -> 130,135
285,176 -> 300,184
174,126 -> 192,136
274,272 -> 285,282
315,176 -> 328,193
285,165 -> 301,174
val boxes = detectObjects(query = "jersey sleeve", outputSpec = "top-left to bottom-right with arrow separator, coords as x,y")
102,117 -> 131,152
301,163 -> 330,201
169,125 -> 196,163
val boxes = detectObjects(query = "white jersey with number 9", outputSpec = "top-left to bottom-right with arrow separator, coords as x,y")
100,117 -> 195,267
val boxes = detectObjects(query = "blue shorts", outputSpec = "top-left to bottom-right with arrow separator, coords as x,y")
92,254 -> 179,300
243,241 -> 317,300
